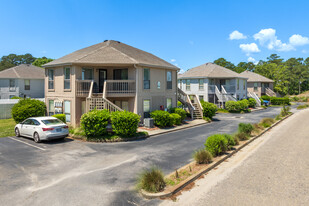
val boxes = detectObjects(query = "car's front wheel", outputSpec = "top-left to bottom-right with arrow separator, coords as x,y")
15,128 -> 20,137
33,132 -> 41,143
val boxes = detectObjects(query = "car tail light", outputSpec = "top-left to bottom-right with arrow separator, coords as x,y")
63,126 -> 68,129
42,128 -> 54,131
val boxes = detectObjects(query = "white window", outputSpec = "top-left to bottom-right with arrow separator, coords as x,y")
64,67 -> 71,89
199,79 -> 204,90
64,100 -> 71,122
166,98 -> 172,109
49,100 -> 55,116
157,81 -> 161,89
48,69 -> 54,89
144,68 -> 150,89
143,100 -> 150,118
9,79 -> 16,91
254,83 -> 258,91
167,71 -> 172,89
24,80 -> 30,90
186,79 -> 190,91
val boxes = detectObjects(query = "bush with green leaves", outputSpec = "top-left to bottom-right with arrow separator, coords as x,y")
10,96 -> 23,99
297,104 -> 309,110
260,98 -> 264,105
238,99 -> 249,110
223,134 -> 236,149
111,111 -> 140,137
259,118 -> 275,128
170,113 -> 182,125
173,108 -> 187,122
225,101 -> 241,112
233,135 -> 239,145
270,97 -> 290,105
11,99 -> 46,123
238,123 -> 254,136
137,167 -> 166,193
52,114 -> 66,123
204,134 -> 228,157
193,149 -> 213,164
234,132 -> 249,141
280,105 -> 291,116
80,109 -> 110,137
261,95 -> 270,101
248,98 -> 257,108
150,110 -> 173,127
200,100 -> 217,119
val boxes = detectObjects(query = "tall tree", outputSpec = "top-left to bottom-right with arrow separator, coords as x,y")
213,58 -> 236,71
0,53 -> 36,71
267,54 -> 284,65
32,57 -> 54,68
235,62 -> 255,73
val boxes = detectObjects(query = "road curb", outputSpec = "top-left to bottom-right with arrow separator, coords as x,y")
140,113 -> 293,199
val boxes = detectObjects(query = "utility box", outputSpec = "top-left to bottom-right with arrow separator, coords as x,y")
144,118 -> 154,128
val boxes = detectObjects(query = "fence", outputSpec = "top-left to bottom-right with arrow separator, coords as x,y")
0,98 -> 45,119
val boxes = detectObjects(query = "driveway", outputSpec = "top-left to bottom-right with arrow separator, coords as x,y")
0,106 -> 298,206
161,108 -> 309,206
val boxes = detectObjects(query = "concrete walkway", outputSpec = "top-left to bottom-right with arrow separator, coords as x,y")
161,109 -> 309,206
138,119 -> 207,136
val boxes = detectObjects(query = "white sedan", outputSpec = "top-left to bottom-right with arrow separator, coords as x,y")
14,117 -> 69,143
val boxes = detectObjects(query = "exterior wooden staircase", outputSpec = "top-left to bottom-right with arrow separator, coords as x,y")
177,88 -> 203,119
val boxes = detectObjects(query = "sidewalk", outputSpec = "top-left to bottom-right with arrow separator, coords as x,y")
161,109 -> 309,205
138,119 -> 207,136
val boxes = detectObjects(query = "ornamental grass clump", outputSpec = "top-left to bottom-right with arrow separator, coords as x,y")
193,149 -> 213,164
137,167 -> 166,193
259,118 -> 275,128
234,132 -> 249,141
204,134 -> 228,157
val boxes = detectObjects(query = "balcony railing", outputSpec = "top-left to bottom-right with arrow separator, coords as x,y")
76,80 -> 92,97
105,80 -> 136,95
208,85 -> 235,93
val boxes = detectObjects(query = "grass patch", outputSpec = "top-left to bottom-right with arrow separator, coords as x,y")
0,119 -> 16,137
297,104 -> 309,110
217,108 -> 229,113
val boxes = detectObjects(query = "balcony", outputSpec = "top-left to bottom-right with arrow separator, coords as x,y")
76,80 -> 136,98
208,85 -> 235,94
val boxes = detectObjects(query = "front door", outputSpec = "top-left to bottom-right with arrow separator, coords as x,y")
99,69 -> 107,93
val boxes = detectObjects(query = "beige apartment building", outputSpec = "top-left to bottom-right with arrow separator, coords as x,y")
43,40 -> 179,126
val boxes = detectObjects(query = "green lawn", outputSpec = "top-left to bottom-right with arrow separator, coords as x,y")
0,119 -> 16,137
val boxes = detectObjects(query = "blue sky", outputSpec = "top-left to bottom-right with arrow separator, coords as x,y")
1,0 -> 309,72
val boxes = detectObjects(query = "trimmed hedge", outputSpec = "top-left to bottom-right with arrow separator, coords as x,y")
111,111 -> 140,137
151,110 -> 174,127
52,114 -> 66,123
261,95 -> 270,101
270,97 -> 290,105
200,100 -> 217,119
204,134 -> 228,157
11,99 -> 46,123
173,108 -> 187,122
170,113 -> 182,125
225,99 -> 248,112
248,98 -> 257,108
80,109 -> 110,137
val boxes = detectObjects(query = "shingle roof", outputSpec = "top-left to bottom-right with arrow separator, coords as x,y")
239,70 -> 274,83
179,62 -> 246,79
0,64 -> 45,79
43,40 -> 179,70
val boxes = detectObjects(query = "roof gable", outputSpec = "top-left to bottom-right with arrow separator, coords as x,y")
240,70 -> 274,83
0,64 -> 44,79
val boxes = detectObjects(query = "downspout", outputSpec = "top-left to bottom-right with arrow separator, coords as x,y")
133,64 -> 139,117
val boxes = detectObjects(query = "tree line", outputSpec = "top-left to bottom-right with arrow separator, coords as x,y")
0,53 -> 53,71
214,54 -> 309,96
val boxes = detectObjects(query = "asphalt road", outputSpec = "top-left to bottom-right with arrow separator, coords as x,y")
0,106 -> 300,206
162,108 -> 309,206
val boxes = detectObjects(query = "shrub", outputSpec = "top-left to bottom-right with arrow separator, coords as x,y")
270,97 -> 290,105
10,96 -> 23,99
259,118 -> 275,128
225,101 -> 240,112
170,113 -> 182,125
261,95 -> 270,101
238,99 -> 249,110
52,114 -> 66,123
280,105 -> 291,116
173,108 -> 187,122
248,98 -> 257,108
234,132 -> 249,141
137,167 -> 166,193
150,110 -> 173,127
11,99 -> 46,123
238,123 -> 254,136
253,123 -> 264,133
111,111 -> 140,137
80,109 -> 110,137
200,100 -> 217,119
204,134 -> 228,157
233,135 -> 239,145
193,149 -> 213,164
260,98 -> 264,105
223,134 -> 236,149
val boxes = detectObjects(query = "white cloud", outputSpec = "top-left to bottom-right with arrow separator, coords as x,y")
239,43 -> 260,55
289,34 -> 309,46
229,30 -> 247,40
253,28 -> 295,51
302,49 -> 309,54
247,57 -> 258,65
170,59 -> 176,62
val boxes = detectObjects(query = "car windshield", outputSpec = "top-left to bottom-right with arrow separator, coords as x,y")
41,119 -> 63,125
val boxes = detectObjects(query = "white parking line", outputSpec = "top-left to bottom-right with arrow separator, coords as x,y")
8,137 -> 46,151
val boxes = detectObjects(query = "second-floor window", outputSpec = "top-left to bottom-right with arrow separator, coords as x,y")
82,68 -> 93,80
243,80 -> 246,90
64,67 -> 71,89
24,80 -> 30,90
186,79 -> 190,91
9,79 -> 16,91
167,71 -> 172,89
237,79 -> 239,90
48,69 -> 54,89
144,68 -> 150,89
199,79 -> 204,90
254,83 -> 258,91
